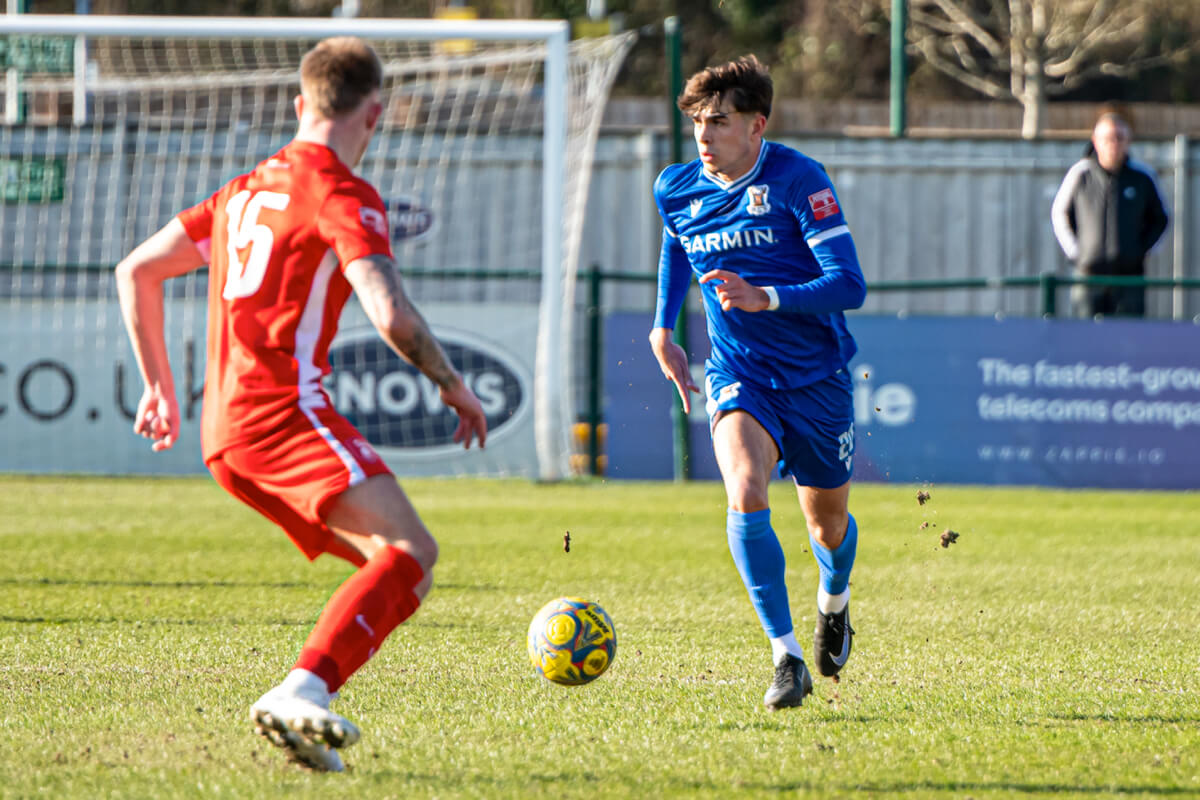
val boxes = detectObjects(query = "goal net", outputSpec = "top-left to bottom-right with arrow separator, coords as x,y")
0,16 -> 634,479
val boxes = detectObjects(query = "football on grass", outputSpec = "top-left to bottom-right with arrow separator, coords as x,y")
526,596 -> 617,685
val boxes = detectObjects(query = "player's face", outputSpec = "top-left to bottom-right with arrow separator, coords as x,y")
691,99 -> 765,182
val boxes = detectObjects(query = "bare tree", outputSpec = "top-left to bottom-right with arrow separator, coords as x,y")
891,0 -> 1193,138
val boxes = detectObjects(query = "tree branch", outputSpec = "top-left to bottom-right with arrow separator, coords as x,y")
1046,5 -> 1141,75
1008,0 -> 1028,99
1048,45 -> 1195,92
914,0 -> 1007,58
874,0 -> 1200,118
908,34 -> 1010,99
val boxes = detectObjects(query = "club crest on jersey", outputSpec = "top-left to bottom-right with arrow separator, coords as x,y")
358,206 -> 388,237
690,198 -> 703,217
746,185 -> 770,216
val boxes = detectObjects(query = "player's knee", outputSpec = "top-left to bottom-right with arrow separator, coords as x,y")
421,533 -> 439,569
731,499 -> 770,514
724,479 -> 769,512
398,527 -> 438,572
370,522 -> 438,573
808,514 -> 849,550
372,536 -> 436,601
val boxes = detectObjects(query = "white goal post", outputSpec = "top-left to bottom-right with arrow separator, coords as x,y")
0,14 -> 634,480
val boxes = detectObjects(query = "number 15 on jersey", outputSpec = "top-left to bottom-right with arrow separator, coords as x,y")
222,190 -> 290,300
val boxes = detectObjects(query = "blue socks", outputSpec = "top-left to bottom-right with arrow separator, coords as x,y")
728,508 -> 859,644
727,508 -> 792,638
809,513 -> 858,595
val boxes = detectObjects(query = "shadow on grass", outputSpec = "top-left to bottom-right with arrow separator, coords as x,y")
0,576 -> 311,589
1045,712 -> 1200,725
355,771 -> 1197,797
853,781 -> 1198,796
0,614 -> 312,626
0,613 -> 486,627
0,577 -> 498,591
715,714 -> 888,732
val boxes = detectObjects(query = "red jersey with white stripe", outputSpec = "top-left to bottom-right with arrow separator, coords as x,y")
177,140 -> 392,461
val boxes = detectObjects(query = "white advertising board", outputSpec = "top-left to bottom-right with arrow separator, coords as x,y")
0,299 -> 539,477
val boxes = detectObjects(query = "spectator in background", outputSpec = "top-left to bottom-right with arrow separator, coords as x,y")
1051,110 -> 1169,318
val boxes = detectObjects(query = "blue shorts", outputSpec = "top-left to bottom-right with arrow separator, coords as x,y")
704,362 -> 855,489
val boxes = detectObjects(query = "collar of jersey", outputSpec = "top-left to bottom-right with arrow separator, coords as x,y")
699,141 -> 769,194
286,139 -> 344,167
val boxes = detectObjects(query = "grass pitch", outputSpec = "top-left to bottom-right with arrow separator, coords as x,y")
1,475 -> 1197,799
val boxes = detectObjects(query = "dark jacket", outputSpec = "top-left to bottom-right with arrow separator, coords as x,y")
1051,153 -> 1169,276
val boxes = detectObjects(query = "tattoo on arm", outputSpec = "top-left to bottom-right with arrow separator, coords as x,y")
348,255 -> 460,390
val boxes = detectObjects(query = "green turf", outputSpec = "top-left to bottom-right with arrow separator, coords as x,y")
1,475 -> 1197,799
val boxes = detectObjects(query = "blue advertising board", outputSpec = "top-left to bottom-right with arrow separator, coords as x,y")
603,313 -> 1200,489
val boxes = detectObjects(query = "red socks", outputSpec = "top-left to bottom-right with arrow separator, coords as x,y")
294,545 -> 424,693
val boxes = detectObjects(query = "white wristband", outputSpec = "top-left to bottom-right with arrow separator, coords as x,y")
763,286 -> 780,311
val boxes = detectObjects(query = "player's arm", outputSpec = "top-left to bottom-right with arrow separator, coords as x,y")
700,223 -> 866,315
649,226 -> 700,414
115,217 -> 207,451
701,174 -> 866,315
344,254 -> 486,448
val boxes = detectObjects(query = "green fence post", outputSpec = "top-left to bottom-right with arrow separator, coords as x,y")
890,0 -> 907,138
665,15 -> 691,481
586,264 -> 602,476
1040,272 -> 1058,317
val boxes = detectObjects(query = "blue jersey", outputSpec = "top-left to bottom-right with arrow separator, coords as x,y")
653,141 -> 866,390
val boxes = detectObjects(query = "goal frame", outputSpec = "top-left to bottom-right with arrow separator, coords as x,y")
0,13 -> 574,480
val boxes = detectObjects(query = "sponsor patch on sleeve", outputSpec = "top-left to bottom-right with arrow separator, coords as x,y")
358,206 -> 388,237
807,188 -> 840,221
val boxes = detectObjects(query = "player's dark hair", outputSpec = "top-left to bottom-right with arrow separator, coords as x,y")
300,36 -> 383,118
677,55 -> 772,120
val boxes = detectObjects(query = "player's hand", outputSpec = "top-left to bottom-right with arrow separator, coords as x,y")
699,269 -> 770,312
648,327 -> 700,414
132,385 -> 180,452
440,377 -> 488,449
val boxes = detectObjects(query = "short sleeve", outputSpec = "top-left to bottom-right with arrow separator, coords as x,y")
177,191 -> 218,244
316,179 -> 394,267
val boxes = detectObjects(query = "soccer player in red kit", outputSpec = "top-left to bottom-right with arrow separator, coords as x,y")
115,37 -> 487,772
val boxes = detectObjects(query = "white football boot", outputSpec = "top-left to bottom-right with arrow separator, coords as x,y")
250,669 -> 360,772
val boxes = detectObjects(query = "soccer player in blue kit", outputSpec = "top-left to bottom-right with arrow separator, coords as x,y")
648,56 -> 867,710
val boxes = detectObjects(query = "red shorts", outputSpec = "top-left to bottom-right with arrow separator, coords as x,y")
206,403 -> 392,564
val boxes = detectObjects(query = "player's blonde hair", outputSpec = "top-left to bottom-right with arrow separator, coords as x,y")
300,36 -> 383,119
677,55 -> 773,120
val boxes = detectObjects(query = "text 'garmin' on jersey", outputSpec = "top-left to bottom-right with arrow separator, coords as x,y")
680,227 -> 775,255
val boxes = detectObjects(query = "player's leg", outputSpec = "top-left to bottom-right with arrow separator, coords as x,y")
712,409 -> 812,710
250,477 -> 432,771
798,480 -> 857,678
777,369 -> 857,679
214,410 -> 430,771
207,455 -> 360,772
289,474 -> 435,699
